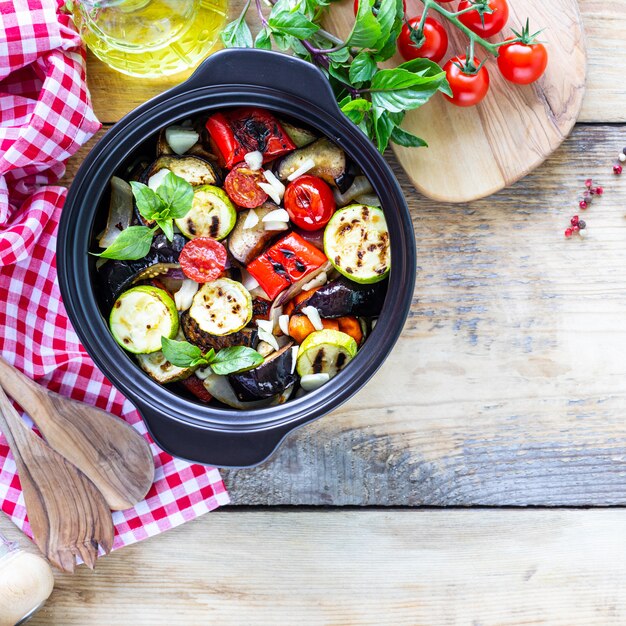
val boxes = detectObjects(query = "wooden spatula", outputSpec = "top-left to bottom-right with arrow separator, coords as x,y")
0,385 -> 114,572
0,357 -> 154,511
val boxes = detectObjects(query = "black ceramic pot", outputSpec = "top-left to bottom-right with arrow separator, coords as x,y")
57,49 -> 416,468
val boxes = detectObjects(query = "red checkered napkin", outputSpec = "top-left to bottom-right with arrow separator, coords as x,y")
0,0 -> 229,550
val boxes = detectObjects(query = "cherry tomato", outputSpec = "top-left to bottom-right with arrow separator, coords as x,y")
224,163 -> 268,209
353,0 -> 406,15
284,175 -> 336,232
397,17 -> 448,63
179,238 -> 228,283
497,40 -> 547,84
458,0 -> 509,38
443,55 -> 490,107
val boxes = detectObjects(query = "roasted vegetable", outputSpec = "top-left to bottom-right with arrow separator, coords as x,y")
280,119 -> 317,148
179,375 -> 213,403
276,138 -> 353,192
324,204 -> 390,284
174,185 -> 237,240
252,297 -> 272,322
136,332 -> 195,383
246,232 -> 328,300
205,107 -> 296,169
288,314 -> 339,345
295,276 -> 388,318
181,311 -> 258,353
296,329 -> 358,378
98,233 -> 186,306
229,342 -> 297,401
228,202 -> 278,264
144,155 -> 220,186
97,176 -> 133,249
110,286 -> 179,354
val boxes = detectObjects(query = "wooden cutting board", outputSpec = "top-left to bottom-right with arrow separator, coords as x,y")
327,0 -> 587,202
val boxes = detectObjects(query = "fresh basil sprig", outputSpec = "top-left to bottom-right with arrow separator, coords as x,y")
221,0 -> 450,152
95,172 -> 193,261
161,337 -> 264,376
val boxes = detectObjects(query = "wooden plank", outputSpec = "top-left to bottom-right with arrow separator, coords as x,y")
2,510 -> 626,624
82,0 -> 625,125
63,124 -> 626,506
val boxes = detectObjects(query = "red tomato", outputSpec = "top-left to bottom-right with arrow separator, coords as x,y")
397,17 -> 448,63
284,175 -> 336,232
224,163 -> 268,209
458,0 -> 509,37
497,40 -> 548,84
353,0 -> 406,15
443,56 -> 490,107
179,238 -> 228,283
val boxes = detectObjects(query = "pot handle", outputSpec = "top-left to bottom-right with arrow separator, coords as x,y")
184,48 -> 340,115
135,401 -> 292,468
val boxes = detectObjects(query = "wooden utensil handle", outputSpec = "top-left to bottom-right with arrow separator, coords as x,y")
0,385 -> 34,466
0,357 -> 50,421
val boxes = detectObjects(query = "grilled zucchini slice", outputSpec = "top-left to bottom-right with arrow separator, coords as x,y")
110,285 -> 179,354
136,331 -> 195,383
296,329 -> 357,378
146,155 -> 219,186
175,185 -> 237,240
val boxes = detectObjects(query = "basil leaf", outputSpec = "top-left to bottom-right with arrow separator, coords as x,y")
370,67 -> 448,114
373,0 -> 403,48
345,0 -> 382,49
349,51 -> 377,84
94,226 -> 154,261
390,126 -> 428,148
161,337 -> 209,369
341,98 -> 372,125
157,172 -> 194,219
221,0 -> 253,48
255,28 -> 272,50
374,111 -> 395,153
156,218 -> 174,242
130,181 -> 165,221
209,346 -> 264,376
268,1 -> 319,39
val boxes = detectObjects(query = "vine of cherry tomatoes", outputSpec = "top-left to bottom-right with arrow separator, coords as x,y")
396,0 -> 548,108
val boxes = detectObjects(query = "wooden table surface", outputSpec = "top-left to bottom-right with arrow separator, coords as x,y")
3,0 -> 626,622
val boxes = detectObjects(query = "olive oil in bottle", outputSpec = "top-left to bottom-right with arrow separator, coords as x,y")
71,0 -> 228,78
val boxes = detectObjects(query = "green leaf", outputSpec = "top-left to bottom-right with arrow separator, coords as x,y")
390,125 -> 428,148
345,0 -> 382,49
130,181 -> 164,221
369,67 -> 448,114
341,98 -> 372,125
209,346 -> 264,376
326,46 -> 350,64
372,21 -> 402,61
268,0 -> 320,39
374,0 -> 403,48
161,337 -> 209,369
94,225 -> 154,261
157,218 -> 174,242
157,172 -> 194,219
349,51 -> 377,84
374,111 -> 395,153
254,28 -> 272,50
221,0 -> 253,48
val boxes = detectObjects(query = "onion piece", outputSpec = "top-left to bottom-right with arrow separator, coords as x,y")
354,193 -> 382,207
256,341 -> 275,357
264,221 -> 289,232
300,373 -> 330,392
165,126 -> 200,155
333,176 -> 374,206
290,346 -> 299,374
249,285 -> 271,300
262,208 -> 290,223
241,269 -> 259,291
243,208 -> 259,229
302,271 -> 327,292
258,181 -> 281,205
286,157 -> 316,181
257,319 -> 274,334
263,170 -> 285,197
278,314 -> 290,336
258,327 -> 279,351
244,150 -> 263,170
274,261 -> 332,308
302,306 -> 323,331
202,371 -> 279,409
148,168 -> 170,191
174,279 -> 199,312
98,176 -> 133,249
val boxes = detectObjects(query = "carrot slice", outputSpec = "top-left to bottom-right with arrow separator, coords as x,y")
337,316 -> 363,346
288,314 -> 339,344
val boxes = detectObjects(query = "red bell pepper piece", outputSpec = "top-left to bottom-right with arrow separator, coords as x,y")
206,107 -> 296,169
247,232 -> 328,300
180,376 -> 213,403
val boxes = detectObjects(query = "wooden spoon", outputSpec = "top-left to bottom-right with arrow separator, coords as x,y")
0,357 -> 154,511
0,385 -> 114,572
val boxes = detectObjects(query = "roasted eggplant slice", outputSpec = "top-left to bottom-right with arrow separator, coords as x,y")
98,234 -> 186,306
295,276 -> 388,318
144,155 -> 220,187
280,120 -> 317,148
229,342 -> 296,401
181,311 -> 258,353
275,138 -> 354,192
227,202 -> 279,264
